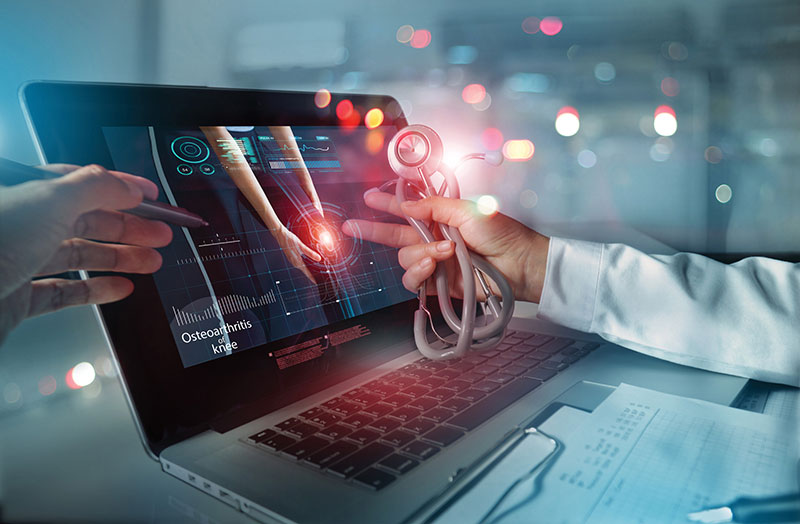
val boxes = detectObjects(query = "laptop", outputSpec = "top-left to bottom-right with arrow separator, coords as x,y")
20,81 -> 748,523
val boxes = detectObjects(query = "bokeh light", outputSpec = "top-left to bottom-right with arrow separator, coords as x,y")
653,105 -> 677,136
715,184 -> 733,204
661,77 -> 680,97
364,108 -> 384,129
759,138 -> 779,157
594,62 -> 616,83
481,127 -> 504,150
461,83 -> 486,104
66,362 -> 96,389
314,88 -> 331,108
365,129 -> 385,154
503,139 -> 535,161
3,382 -> 21,404
410,29 -> 431,49
472,93 -> 492,111
577,149 -> 597,168
476,195 -> 499,215
38,375 -> 57,396
521,17 -> 540,34
704,146 -> 723,164
540,17 -> 563,36
555,106 -> 580,137
520,189 -> 539,208
336,99 -> 354,120
396,25 -> 414,44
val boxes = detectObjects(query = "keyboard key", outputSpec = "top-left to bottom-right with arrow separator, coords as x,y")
442,380 -> 471,393
383,393 -> 413,408
362,403 -> 393,418
560,354 -> 581,364
390,376 -> 417,388
388,406 -> 422,422
352,392 -> 382,406
402,385 -> 431,398
318,424 -> 352,441
426,388 -> 456,402
400,440 -> 440,461
304,441 -> 357,469
299,407 -> 325,419
525,335 -> 553,347
354,467 -> 397,490
421,407 -> 453,423
539,338 -> 574,354
561,346 -> 578,356
539,360 -> 568,371
447,378 -> 542,431
381,371 -> 403,382
419,361 -> 447,372
421,425 -> 465,447
342,413 -> 374,429
435,369 -> 462,381
486,373 -> 516,385
378,454 -> 419,475
472,381 -> 500,393
448,362 -> 475,373
331,401 -> 361,417
245,428 -> 276,445
371,384 -> 399,397
258,433 -> 297,452
418,376 -> 446,389
488,356 -> 514,368
458,372 -> 485,383
440,397 -> 470,412
342,388 -> 364,400
275,417 -> 300,431
473,365 -> 499,376
456,389 -> 486,403
347,428 -> 382,446
462,355 -> 487,365
380,429 -> 415,447
524,368 -> 556,381
504,336 -> 525,345
308,412 -> 343,427
369,417 -> 402,433
480,350 -> 500,358
285,422 -> 318,439
403,417 -> 435,435
407,397 -> 438,411
496,343 -> 514,351
322,397 -> 344,410
405,369 -> 432,381
281,436 -> 330,460
328,442 -> 393,478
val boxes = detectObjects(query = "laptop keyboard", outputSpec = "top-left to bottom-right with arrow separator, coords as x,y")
242,331 -> 599,491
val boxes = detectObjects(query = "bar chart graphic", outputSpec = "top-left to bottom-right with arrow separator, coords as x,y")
171,290 -> 278,326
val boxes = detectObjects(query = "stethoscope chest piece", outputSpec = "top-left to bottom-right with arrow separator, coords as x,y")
387,124 -> 443,179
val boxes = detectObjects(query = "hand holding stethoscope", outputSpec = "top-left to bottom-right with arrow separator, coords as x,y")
381,124 -> 516,360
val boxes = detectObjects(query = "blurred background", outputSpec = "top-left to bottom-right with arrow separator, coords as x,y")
0,1 -> 798,518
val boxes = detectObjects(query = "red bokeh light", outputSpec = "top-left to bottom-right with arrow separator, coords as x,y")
462,83 -> 487,104
336,99 -> 354,120
661,77 -> 680,97
654,105 -> 676,118
65,369 -> 80,390
540,17 -> 563,36
521,17 -> 540,34
557,106 -> 579,118
410,29 -> 431,49
481,128 -> 504,150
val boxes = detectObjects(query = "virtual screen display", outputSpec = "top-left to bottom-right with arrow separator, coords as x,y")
102,125 -> 413,368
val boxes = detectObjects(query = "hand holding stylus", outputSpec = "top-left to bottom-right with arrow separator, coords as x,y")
0,164 -> 173,344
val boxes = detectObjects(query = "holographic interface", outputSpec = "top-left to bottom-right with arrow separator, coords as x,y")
102,125 -> 413,368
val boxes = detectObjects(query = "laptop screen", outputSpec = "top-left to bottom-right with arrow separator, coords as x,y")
101,124 -> 414,368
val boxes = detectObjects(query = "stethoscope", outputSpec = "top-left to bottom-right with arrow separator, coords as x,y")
382,124 -> 515,361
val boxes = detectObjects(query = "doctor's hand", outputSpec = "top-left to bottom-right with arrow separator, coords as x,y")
342,191 -> 550,303
0,164 -> 172,344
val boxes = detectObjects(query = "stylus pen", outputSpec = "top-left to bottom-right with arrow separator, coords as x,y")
0,157 -> 208,228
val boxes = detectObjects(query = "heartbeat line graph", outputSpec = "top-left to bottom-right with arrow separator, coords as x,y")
273,143 -> 330,152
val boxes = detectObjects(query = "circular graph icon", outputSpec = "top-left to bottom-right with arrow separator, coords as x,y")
171,136 -> 211,164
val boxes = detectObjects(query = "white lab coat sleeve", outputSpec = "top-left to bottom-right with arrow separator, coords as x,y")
537,236 -> 800,386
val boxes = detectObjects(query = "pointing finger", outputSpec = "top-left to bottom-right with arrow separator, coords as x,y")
342,219 -> 421,247
36,238 -> 163,276
397,241 -> 454,269
27,276 -> 134,317
363,188 -> 404,217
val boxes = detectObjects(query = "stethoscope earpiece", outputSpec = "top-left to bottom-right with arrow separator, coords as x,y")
386,124 -> 515,360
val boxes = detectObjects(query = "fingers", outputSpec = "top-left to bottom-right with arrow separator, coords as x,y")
296,238 -> 323,263
108,170 -> 159,200
402,257 -> 437,292
400,196 -> 477,229
342,219 -> 420,247
397,240 -> 454,269
38,163 -> 81,175
294,169 -> 325,217
73,209 -> 172,247
27,276 -> 134,317
363,188 -> 404,217
54,164 -> 146,215
36,238 -> 163,276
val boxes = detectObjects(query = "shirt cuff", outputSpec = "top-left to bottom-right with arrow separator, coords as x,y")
537,237 -> 603,333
